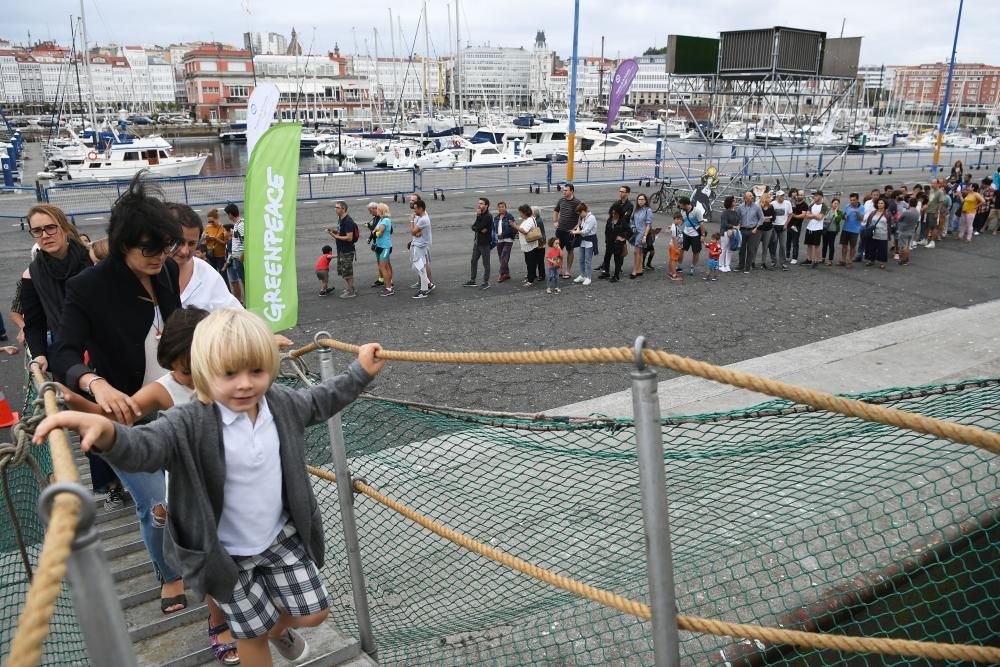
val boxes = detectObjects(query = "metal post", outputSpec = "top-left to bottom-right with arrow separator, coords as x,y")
314,332 -> 377,659
38,482 -> 138,666
654,140 -> 662,180
630,336 -> 681,667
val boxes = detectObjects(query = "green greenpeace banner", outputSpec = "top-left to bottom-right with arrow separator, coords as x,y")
244,123 -> 301,332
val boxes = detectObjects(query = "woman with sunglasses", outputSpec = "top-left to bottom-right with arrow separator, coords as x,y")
19,204 -> 129,511
49,174 -> 189,616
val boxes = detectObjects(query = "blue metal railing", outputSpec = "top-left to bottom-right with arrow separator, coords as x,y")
31,145 -> 1000,220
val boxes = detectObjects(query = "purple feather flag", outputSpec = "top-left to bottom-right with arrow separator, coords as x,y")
605,59 -> 640,131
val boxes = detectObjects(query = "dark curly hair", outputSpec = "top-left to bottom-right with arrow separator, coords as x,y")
107,172 -> 181,257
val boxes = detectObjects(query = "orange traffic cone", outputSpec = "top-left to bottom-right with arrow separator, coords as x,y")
0,385 -> 18,429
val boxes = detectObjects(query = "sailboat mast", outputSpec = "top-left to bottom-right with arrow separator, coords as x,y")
79,0 -> 97,131
69,16 -> 86,126
455,0 -> 461,117
423,2 -> 431,119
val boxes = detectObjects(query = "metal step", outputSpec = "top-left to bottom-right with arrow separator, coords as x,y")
146,617 -> 368,667
125,593 -> 208,642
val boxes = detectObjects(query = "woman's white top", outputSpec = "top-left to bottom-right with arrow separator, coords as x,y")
517,217 -> 537,253
181,257 -> 241,310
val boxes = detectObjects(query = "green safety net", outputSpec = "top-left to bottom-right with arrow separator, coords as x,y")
0,365 -> 87,665
1,366 -> 997,666
295,373 -> 999,666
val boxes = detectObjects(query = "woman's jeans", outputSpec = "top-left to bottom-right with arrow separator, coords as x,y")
113,467 -> 180,584
577,246 -> 594,279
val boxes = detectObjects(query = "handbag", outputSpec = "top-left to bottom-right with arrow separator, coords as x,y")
524,226 -> 543,243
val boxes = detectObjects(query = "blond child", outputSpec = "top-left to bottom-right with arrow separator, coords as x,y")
35,309 -> 385,666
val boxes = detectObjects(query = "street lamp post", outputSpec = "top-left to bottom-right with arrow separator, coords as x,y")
933,0 -> 964,174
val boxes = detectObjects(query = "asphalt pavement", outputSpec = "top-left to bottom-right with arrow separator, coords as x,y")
2,168 -> 999,418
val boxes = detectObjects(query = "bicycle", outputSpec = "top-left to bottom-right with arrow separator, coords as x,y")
648,178 -> 686,215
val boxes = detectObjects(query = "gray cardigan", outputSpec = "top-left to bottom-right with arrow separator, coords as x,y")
102,361 -> 373,602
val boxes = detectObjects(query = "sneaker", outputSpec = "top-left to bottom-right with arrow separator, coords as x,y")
270,628 -> 309,662
428,282 -> 436,292
410,282 -> 420,289
645,265 -> 656,271
974,231 -> 980,236
463,280 -> 477,287
688,268 -> 695,276
801,259 -> 812,266
554,288 -> 561,294
598,272 -> 610,280
338,289 -> 357,299
761,264 -> 770,271
104,486 -> 125,512
925,241 -> 936,248
790,259 -> 798,265
609,276 -> 620,283
743,268 -> 750,274
379,287 -> 395,296
780,265 -> 789,271
917,239 -> 928,246
582,278 -> 592,286
573,276 -> 584,283
703,275 -> 710,281
412,290 -> 429,299
479,283 -> 490,290
371,279 -> 385,288
319,289 -> 330,296
522,280 -> 533,287
546,288 -> 553,294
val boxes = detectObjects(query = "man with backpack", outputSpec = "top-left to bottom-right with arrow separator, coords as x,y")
326,200 -> 359,298
465,197 -> 494,290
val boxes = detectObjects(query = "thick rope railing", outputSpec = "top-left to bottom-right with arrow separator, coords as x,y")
6,365 -> 82,667
291,339 -> 1000,456
307,466 -> 1000,664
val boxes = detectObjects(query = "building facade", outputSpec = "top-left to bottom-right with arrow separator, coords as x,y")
349,55 -> 446,111
458,45 -> 532,110
243,31 -> 288,56
890,63 -> 1000,113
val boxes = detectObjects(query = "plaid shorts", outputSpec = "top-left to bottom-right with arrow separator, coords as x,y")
215,522 -> 330,639
336,252 -> 355,278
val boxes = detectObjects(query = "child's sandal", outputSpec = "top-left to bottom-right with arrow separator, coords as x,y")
209,620 -> 240,665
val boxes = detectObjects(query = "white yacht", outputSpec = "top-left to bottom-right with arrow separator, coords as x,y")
577,133 -> 659,161
65,145 -> 207,181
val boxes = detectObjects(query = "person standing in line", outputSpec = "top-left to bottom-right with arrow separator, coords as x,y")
630,193 -> 652,279
769,190 -> 791,270
326,201 -> 359,299
787,189 -> 807,265
959,183 -> 985,242
839,193 -> 864,267
203,208 -> 228,276
572,202 -> 598,286
409,199 -> 434,299
599,186 -> 633,278
408,193 -> 434,286
821,197 -> 843,266
974,178 -> 994,235
704,233 -> 722,281
363,202 -> 385,289
718,195 -> 739,273
895,198 -> 919,265
989,178 -> 1000,235
801,190 -> 827,268
316,245 -> 335,296
757,192 -> 775,270
494,201 -> 516,282
465,197 -> 494,290
373,203 -> 394,296
513,204 -> 544,286
678,196 -> 705,276
223,203 -> 245,304
864,198 -> 891,268
544,237 -> 562,294
667,212 -> 684,281
735,191 -> 762,273
553,184 -> 582,278
922,179 -> 944,248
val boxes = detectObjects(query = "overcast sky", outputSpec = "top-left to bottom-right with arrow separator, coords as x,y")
5,0 -> 995,67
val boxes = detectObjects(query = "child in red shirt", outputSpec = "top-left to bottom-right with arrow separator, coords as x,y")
545,237 -> 562,294
316,244 -> 335,296
704,233 -> 722,281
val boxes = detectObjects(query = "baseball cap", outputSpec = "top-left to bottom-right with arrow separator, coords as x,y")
776,190 -> 784,196
813,190 -> 824,196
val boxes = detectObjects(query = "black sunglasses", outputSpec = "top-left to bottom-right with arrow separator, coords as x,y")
138,241 -> 180,257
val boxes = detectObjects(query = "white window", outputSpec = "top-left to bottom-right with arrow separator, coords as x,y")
228,61 -> 247,72
200,61 -> 217,72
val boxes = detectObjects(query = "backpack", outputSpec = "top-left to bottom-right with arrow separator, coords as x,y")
351,223 -> 360,244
